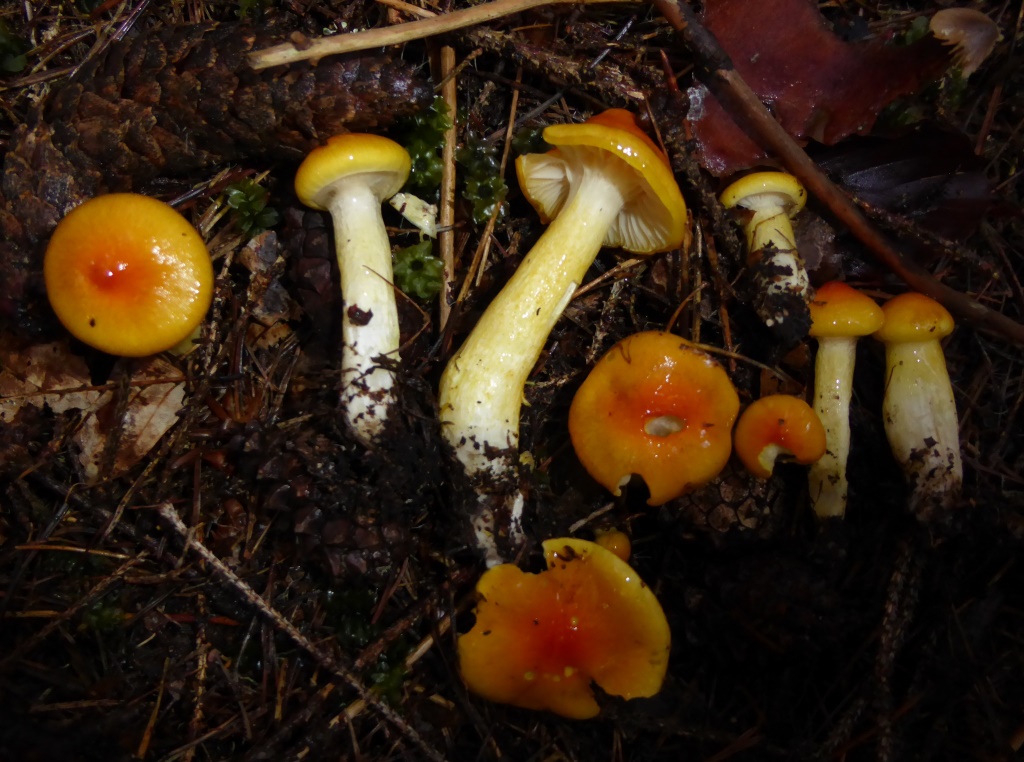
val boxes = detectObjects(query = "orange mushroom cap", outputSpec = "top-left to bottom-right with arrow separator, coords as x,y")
44,194 -> 213,357
458,537 -> 670,719
733,395 -> 827,479
808,281 -> 885,338
516,109 -> 689,254
873,292 -> 954,344
569,331 -> 740,505
593,528 -> 632,562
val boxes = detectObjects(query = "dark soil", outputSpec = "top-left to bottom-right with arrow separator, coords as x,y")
1,1 -> 1022,760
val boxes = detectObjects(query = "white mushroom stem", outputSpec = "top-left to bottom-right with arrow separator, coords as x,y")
439,165 -> 626,564
881,339 -> 963,513
743,201 -> 810,316
807,336 -> 856,518
328,177 -> 401,444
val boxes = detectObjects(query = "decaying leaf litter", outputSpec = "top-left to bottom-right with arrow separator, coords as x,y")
1,0 -> 1023,759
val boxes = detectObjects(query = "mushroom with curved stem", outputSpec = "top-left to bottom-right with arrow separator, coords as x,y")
294,134 -> 411,445
569,331 -> 739,505
806,282 -> 885,518
458,537 -> 670,719
44,193 -> 214,357
438,110 -> 689,565
720,171 -> 810,341
873,292 -> 962,520
733,394 -> 826,479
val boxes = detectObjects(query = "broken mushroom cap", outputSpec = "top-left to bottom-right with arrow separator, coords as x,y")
294,133 -> 411,445
929,8 -> 1000,77
44,193 -> 213,357
806,281 -> 885,519
734,394 -> 827,479
458,537 -> 670,719
569,331 -> 740,505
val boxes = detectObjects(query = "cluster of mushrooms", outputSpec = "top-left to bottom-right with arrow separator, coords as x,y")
40,107 -> 964,719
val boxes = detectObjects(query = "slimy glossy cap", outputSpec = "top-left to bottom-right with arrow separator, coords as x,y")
515,109 -> 688,254
569,331 -> 739,505
874,292 -> 954,343
458,537 -> 670,719
733,395 -> 827,479
720,171 -> 807,216
44,193 -> 213,357
294,133 -> 411,209
809,281 -> 885,338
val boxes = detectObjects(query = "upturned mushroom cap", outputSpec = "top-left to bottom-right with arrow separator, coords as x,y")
930,8 -> 1000,76
874,292 -> 954,344
458,537 -> 670,719
515,108 -> 689,254
809,281 -> 885,338
734,395 -> 827,479
569,331 -> 740,505
44,193 -> 213,357
294,133 -> 411,209
719,171 -> 807,216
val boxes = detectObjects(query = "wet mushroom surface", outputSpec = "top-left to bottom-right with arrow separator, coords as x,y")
1,1 -> 1023,761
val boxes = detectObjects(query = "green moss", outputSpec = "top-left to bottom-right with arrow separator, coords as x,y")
226,178 -> 279,235
394,240 -> 444,300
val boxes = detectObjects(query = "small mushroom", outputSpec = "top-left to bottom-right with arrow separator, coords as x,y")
873,292 -> 962,518
806,282 -> 885,518
44,193 -> 213,357
458,537 -> 670,719
733,394 -> 827,479
569,331 -> 739,505
929,8 -> 1001,77
294,133 -> 411,445
439,110 -> 688,563
720,172 -> 810,339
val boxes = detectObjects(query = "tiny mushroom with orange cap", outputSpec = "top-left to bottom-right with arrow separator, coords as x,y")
733,394 -> 827,479
720,172 -> 810,340
44,193 -> 213,357
438,110 -> 689,564
569,331 -> 740,505
458,537 -> 670,719
294,133 -> 411,445
873,292 -> 962,518
806,282 -> 886,518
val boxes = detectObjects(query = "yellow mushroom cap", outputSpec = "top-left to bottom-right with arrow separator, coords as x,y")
294,133 -> 411,209
457,537 -> 670,719
515,109 -> 689,254
43,193 -> 213,357
874,292 -> 954,344
809,281 -> 885,338
569,331 -> 740,505
719,171 -> 807,216
733,395 -> 827,479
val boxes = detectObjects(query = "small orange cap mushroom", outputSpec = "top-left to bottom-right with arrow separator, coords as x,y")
873,292 -> 954,344
569,331 -> 739,505
458,537 -> 670,719
733,395 -> 827,479
809,281 -> 885,338
593,528 -> 632,562
44,194 -> 213,357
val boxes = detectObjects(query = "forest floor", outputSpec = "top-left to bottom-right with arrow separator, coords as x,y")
1,0 -> 1023,760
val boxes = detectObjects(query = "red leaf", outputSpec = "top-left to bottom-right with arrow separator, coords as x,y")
689,0 -> 953,176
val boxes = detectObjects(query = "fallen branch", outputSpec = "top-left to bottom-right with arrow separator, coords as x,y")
248,0 -> 638,70
652,0 -> 1024,346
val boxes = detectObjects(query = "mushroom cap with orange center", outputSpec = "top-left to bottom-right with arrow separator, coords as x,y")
457,537 -> 670,719
569,331 -> 740,505
44,193 -> 213,357
734,395 -> 827,479
809,281 -> 885,338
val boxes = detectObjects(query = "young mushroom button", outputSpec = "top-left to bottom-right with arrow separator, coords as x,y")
44,193 -> 213,357
806,282 -> 885,519
734,394 -> 826,479
438,110 -> 689,563
569,331 -> 739,505
720,172 -> 810,340
873,292 -> 962,519
294,134 -> 411,445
